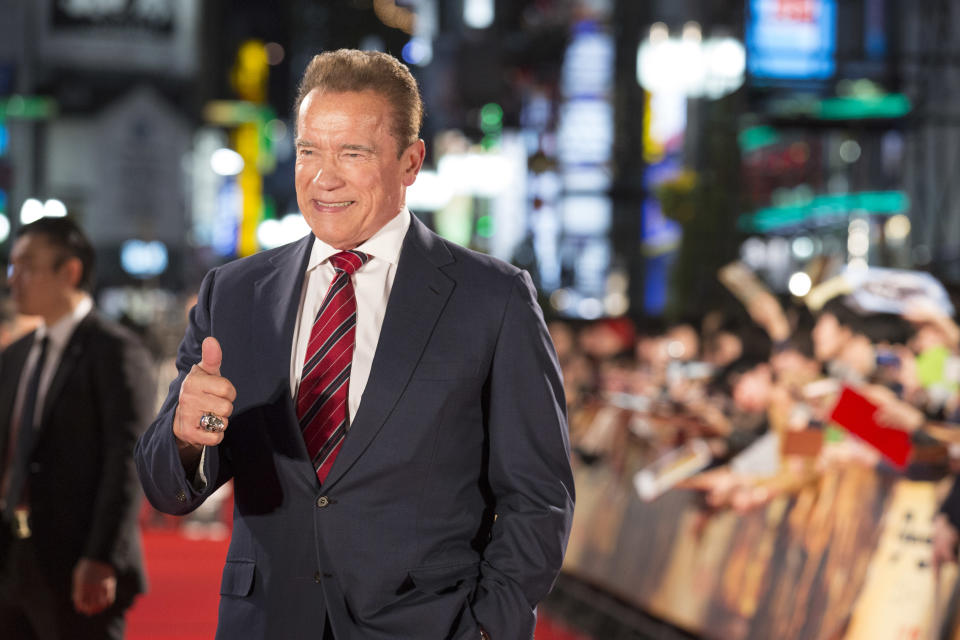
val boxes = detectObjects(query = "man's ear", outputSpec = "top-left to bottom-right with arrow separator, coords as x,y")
401,139 -> 426,187
60,256 -> 84,290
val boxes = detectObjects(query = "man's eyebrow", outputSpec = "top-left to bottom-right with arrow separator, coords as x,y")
342,143 -> 375,153
294,138 -> 315,148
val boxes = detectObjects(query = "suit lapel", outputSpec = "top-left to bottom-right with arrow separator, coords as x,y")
252,234 -> 314,460
252,234 -> 313,383
323,215 -> 455,488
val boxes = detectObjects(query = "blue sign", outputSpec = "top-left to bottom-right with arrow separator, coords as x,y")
746,0 -> 836,81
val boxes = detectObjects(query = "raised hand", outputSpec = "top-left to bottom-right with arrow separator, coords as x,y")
173,337 -> 237,452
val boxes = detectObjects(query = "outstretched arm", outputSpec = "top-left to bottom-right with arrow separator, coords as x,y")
135,269 -> 237,515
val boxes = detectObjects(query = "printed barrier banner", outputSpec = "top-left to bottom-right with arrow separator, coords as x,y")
564,462 -> 959,640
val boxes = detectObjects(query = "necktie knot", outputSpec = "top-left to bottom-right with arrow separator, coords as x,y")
329,250 -> 369,276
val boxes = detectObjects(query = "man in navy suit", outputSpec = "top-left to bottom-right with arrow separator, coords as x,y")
136,49 -> 574,639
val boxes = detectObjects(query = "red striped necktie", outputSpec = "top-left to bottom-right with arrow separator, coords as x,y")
297,250 -> 370,483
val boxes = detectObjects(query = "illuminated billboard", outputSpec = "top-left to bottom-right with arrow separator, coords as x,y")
746,0 -> 836,81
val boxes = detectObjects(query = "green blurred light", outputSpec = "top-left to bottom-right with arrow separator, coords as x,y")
480,103 -> 503,133
204,100 -> 273,125
0,95 -> 57,120
824,425 -> 846,443
262,195 -> 277,221
818,94 -> 911,120
476,215 -> 494,238
480,134 -> 500,151
256,108 -> 278,174
738,126 -> 780,153
738,191 -> 910,232
767,93 -> 911,121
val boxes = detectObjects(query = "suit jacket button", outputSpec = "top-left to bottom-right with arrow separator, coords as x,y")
176,489 -> 187,503
316,496 -> 329,508
314,571 -> 322,583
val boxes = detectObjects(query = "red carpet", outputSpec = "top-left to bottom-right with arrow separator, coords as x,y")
127,526 -> 588,640
127,529 -> 227,640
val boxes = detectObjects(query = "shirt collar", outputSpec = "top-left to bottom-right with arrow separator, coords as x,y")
306,207 -> 411,272
37,295 -> 93,349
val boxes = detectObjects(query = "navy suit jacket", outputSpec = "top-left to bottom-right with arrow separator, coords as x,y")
135,215 -> 575,639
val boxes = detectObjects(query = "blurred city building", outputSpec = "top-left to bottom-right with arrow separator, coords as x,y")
1,0 -> 958,327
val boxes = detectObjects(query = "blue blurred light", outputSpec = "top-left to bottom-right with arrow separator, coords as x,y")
0,123 -> 8,156
120,240 -> 168,278
401,38 -> 432,66
213,177 -> 240,257
644,251 -> 675,315
571,20 -> 600,36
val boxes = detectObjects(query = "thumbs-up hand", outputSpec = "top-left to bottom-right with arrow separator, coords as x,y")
173,337 -> 238,450
198,335 -> 223,376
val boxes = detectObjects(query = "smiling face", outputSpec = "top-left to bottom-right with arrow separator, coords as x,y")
294,89 -> 425,250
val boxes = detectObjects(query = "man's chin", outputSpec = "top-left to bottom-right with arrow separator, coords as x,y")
307,226 -> 360,251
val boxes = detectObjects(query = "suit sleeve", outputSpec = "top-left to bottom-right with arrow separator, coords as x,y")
135,268 -> 233,515
472,271 -> 575,639
83,326 -> 155,566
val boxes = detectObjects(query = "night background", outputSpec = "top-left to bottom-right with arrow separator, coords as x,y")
3,1 -> 960,638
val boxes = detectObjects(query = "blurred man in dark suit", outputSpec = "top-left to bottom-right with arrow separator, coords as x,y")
0,217 -> 154,639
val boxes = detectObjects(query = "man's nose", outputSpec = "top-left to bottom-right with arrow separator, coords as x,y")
310,162 -> 343,189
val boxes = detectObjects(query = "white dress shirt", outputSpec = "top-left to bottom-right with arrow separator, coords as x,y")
290,208 -> 411,424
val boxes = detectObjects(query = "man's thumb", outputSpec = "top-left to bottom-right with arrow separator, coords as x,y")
199,336 -> 222,375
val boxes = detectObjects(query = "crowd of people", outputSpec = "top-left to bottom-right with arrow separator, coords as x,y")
553,266 -> 960,570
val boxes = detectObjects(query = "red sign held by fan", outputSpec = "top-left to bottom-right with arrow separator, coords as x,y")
828,386 -> 912,469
